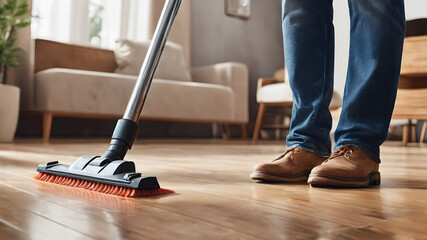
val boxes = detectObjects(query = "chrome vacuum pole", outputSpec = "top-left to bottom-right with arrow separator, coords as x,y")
103,0 -> 182,160
124,0 -> 182,122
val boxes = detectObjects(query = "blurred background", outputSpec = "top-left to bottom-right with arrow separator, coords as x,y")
3,0 -> 427,143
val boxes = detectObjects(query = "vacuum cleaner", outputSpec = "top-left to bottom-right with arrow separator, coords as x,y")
34,0 -> 182,197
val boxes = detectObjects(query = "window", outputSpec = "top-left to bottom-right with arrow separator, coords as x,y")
89,0 -> 104,45
32,0 -> 150,49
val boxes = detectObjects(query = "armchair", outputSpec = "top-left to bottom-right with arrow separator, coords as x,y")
252,68 -> 342,143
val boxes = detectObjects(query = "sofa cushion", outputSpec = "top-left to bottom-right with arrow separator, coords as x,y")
257,82 -> 342,109
34,68 -> 233,121
257,82 -> 293,103
114,39 -> 192,82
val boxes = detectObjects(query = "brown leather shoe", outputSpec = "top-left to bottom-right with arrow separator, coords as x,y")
250,147 -> 328,183
308,145 -> 380,187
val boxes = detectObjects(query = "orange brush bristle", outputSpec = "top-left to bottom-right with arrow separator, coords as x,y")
34,172 -> 174,197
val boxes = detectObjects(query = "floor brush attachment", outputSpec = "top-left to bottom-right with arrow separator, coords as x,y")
34,119 -> 174,198
34,157 -> 174,197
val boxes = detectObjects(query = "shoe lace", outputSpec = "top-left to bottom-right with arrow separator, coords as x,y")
328,145 -> 358,161
273,147 -> 301,162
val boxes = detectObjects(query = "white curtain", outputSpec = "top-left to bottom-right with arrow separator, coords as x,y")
31,0 -> 150,49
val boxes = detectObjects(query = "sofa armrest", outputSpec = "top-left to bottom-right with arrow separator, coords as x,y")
257,78 -> 284,91
191,62 -> 249,122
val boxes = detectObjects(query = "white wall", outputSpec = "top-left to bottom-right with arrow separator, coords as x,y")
405,0 -> 427,20
149,0 -> 192,67
192,0 -> 284,120
333,0 -> 427,96
332,1 -> 350,97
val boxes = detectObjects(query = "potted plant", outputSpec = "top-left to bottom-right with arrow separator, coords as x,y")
0,0 -> 30,142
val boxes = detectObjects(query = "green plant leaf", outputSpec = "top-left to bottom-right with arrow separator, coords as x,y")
14,18 -> 31,28
1,54 -> 20,67
9,46 -> 21,52
15,0 -> 28,16
0,0 -> 28,69
6,36 -> 17,47
4,0 -> 18,11
14,7 -> 27,17
8,0 -> 18,8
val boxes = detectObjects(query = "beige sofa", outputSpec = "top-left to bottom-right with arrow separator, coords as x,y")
33,39 -> 248,142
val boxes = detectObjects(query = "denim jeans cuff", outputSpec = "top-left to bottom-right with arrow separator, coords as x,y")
286,143 -> 331,157
334,141 -> 381,163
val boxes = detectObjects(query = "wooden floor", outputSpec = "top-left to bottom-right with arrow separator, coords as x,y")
0,139 -> 426,240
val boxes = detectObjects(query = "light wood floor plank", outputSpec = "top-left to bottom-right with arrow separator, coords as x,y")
0,139 -> 426,239
0,185 -> 93,240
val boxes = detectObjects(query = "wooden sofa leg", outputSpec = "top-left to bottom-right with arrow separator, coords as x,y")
43,112 -> 53,143
240,124 -> 247,140
220,124 -> 231,140
421,121 -> 427,143
252,103 -> 266,143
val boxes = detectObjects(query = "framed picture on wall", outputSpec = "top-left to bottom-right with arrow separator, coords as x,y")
225,0 -> 251,20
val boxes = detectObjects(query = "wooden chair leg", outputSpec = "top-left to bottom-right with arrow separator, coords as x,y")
420,121 -> 427,143
240,123 -> 247,140
411,120 -> 417,142
402,120 -> 410,146
220,124 -> 231,140
43,112 -> 53,143
388,126 -> 396,139
252,103 -> 266,143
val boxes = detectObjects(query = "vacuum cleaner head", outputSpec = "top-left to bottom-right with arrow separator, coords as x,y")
34,156 -> 174,197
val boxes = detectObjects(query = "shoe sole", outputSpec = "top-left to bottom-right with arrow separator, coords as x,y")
307,172 -> 381,188
250,171 -> 309,183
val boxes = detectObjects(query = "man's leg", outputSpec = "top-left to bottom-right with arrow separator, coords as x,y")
284,0 -> 335,157
308,0 -> 406,187
250,0 -> 334,183
334,0 -> 406,162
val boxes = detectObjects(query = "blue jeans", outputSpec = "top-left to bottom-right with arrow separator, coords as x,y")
283,0 -> 406,162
